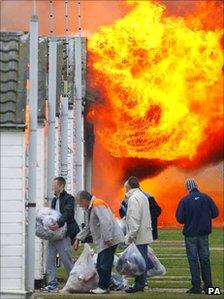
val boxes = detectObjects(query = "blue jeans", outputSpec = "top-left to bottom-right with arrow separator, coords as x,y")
134,244 -> 148,289
185,235 -> 213,290
96,245 -> 117,289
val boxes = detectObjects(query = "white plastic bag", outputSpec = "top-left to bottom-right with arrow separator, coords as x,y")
92,253 -> 119,268
116,242 -> 146,276
62,243 -> 99,293
147,246 -> 166,277
116,218 -> 126,235
109,272 -> 128,291
113,254 -> 119,268
35,207 -> 67,241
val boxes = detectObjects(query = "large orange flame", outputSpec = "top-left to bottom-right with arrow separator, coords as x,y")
87,0 -> 223,225
88,0 -> 223,163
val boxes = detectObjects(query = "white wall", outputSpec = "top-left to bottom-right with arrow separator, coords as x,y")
0,131 -> 26,291
0,128 -> 47,292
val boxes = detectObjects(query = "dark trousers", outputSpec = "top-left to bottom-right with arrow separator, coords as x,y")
134,244 -> 148,289
96,245 -> 117,289
185,235 -> 213,291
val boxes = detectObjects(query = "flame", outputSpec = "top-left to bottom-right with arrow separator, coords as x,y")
87,0 -> 223,225
140,164 -> 223,226
88,0 -> 223,163
2,0 -> 222,225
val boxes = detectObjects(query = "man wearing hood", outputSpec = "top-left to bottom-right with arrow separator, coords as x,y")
124,176 -> 153,293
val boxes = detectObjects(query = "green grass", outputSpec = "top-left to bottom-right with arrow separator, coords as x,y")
34,228 -> 223,299
156,228 -> 183,241
148,228 -> 224,289
34,294 -> 222,299
156,227 -> 223,245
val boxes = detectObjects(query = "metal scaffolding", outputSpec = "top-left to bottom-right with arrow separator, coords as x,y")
26,13 -> 38,292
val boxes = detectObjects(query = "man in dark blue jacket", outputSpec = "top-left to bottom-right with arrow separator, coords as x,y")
42,177 -> 80,292
176,178 -> 218,295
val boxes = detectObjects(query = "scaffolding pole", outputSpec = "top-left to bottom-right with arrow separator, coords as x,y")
26,14 -> 38,292
60,93 -> 68,179
74,37 -> 84,224
47,37 -> 57,201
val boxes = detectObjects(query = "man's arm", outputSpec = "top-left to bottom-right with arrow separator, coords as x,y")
208,197 -> 219,219
176,200 -> 185,224
57,195 -> 74,227
73,223 -> 91,250
76,222 -> 91,242
149,196 -> 162,219
126,196 -> 141,242
94,206 -> 113,243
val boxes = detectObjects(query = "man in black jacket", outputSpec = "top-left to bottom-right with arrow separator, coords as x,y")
176,178 -> 218,295
42,177 -> 80,292
119,191 -> 161,240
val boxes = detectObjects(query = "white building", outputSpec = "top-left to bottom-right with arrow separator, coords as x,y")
0,32 -> 89,298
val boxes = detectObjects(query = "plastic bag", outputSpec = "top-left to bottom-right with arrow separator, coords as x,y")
113,254 -> 119,268
62,243 -> 99,293
116,242 -> 146,276
147,246 -> 166,277
109,272 -> 128,291
92,253 -> 119,269
35,207 -> 67,241
116,218 -> 126,235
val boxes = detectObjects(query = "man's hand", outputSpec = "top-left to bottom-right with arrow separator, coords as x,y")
105,240 -> 113,247
124,234 -> 134,245
73,239 -> 80,251
48,221 -> 59,231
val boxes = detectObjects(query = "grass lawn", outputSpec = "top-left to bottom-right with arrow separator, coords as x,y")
34,293 -> 222,299
34,228 -> 223,299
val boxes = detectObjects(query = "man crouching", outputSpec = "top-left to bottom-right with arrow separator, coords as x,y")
73,191 -> 124,294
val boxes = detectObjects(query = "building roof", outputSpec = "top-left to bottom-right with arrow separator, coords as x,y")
0,32 -> 87,129
0,32 -> 28,128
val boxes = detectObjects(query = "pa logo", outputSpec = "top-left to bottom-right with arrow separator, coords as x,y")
208,287 -> 221,295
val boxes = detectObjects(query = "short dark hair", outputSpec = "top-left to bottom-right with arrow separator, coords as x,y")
54,177 -> 66,187
127,176 -> 139,189
76,190 -> 92,201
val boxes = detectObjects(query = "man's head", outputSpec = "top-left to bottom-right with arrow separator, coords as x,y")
53,177 -> 66,195
185,178 -> 198,192
124,176 -> 140,193
76,190 -> 92,209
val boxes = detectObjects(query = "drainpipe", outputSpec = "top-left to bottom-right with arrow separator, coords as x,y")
47,37 -> 57,202
85,122 -> 94,193
60,82 -> 68,179
26,14 -> 38,292
74,37 -> 84,225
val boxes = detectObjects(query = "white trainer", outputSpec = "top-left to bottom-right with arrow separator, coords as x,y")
90,287 -> 109,294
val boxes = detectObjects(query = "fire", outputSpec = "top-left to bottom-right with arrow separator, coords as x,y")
88,0 -> 223,163
87,0 -> 223,225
